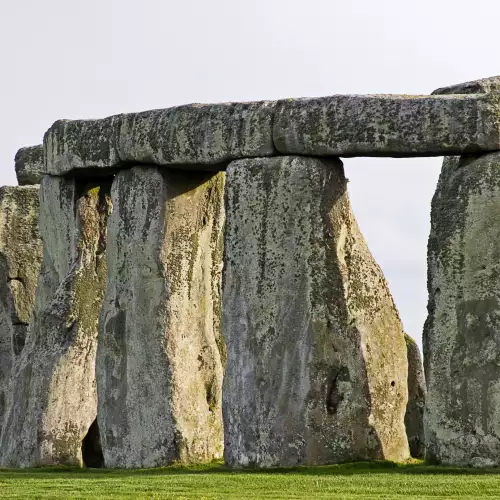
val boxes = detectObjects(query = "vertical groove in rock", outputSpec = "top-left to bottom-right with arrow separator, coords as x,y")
97,166 -> 225,468
222,155 -> 408,468
0,176 -> 111,467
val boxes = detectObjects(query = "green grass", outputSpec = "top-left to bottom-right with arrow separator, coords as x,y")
2,461 -> 500,499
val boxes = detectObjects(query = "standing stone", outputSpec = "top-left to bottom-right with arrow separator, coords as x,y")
0,175 -> 111,467
97,166 -> 225,468
404,334 -> 426,459
14,146 -> 44,185
424,152 -> 500,466
0,186 -> 42,433
222,155 -> 409,467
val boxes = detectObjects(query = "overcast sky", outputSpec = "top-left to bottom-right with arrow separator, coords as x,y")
2,0 -> 499,349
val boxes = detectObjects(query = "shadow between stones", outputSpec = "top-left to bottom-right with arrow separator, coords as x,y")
82,419 -> 104,468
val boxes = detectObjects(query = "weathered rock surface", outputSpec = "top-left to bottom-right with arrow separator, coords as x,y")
405,334 -> 426,459
222,155 -> 409,468
44,93 -> 500,176
424,152 -> 500,466
433,76 -> 500,95
0,176 -> 110,467
0,186 -> 42,434
14,146 -> 44,185
44,101 -> 276,176
97,166 -> 225,468
273,94 -> 500,157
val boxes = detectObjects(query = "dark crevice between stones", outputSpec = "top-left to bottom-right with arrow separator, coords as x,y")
82,419 -> 104,468
74,177 -> 115,202
59,160 -> 229,181
12,320 -> 28,327
7,277 -> 25,287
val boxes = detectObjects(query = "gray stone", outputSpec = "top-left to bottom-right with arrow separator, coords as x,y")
0,186 -> 42,434
273,94 -> 500,157
432,76 -> 500,95
404,334 -> 426,459
0,176 -> 110,467
44,101 -> 276,176
424,152 -> 500,466
222,155 -> 409,468
96,166 -> 225,468
14,146 -> 44,185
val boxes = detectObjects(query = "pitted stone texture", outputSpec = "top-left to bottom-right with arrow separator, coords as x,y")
97,167 -> 225,468
273,94 -> 500,157
424,152 -> 500,466
0,176 -> 111,467
15,146 -> 44,185
222,155 -> 409,468
405,334 -> 426,459
44,101 -> 276,175
433,76 -> 500,95
0,186 -> 42,433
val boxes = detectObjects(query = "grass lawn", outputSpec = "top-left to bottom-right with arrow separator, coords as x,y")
1,461 -> 500,499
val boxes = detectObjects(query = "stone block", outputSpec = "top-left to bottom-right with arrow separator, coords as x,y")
424,152 -> 500,466
14,146 -> 44,185
404,334 -> 426,459
96,167 -> 225,468
222,155 -> 409,467
0,176 -> 110,467
273,94 -> 500,157
0,186 -> 42,434
44,102 -> 276,176
432,76 -> 500,95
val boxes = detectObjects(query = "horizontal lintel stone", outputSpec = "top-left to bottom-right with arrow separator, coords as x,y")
43,93 -> 500,176
15,145 -> 44,185
44,101 -> 276,175
273,94 -> 500,157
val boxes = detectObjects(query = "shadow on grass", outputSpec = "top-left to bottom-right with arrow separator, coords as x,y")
2,460 -> 500,479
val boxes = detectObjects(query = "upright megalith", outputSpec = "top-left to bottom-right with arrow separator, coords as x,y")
222,155 -> 409,467
0,186 -> 42,432
404,334 -> 426,459
424,153 -> 500,466
97,166 -> 225,468
0,175 -> 111,467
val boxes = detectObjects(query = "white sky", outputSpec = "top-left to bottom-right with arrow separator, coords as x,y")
2,0 -> 499,349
